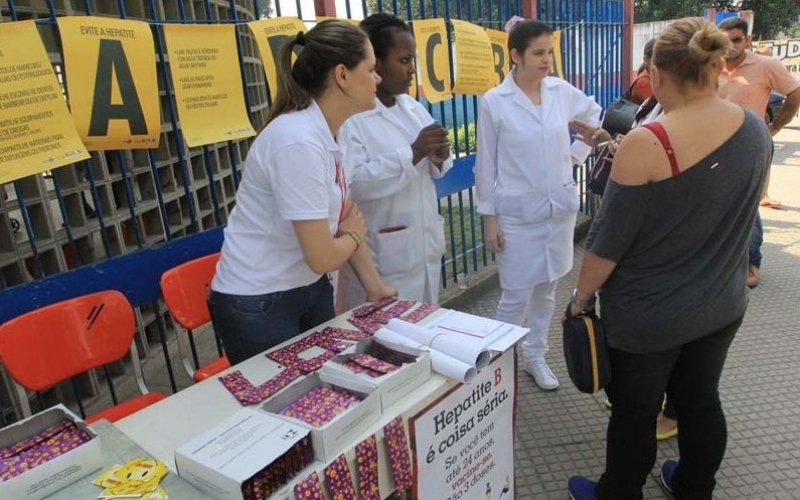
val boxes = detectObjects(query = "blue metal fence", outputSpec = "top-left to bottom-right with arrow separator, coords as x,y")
0,0 -> 627,424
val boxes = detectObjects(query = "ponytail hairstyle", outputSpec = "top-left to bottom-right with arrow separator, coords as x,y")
266,20 -> 370,124
653,17 -> 730,90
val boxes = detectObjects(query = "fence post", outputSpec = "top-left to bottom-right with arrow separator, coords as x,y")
623,0 -> 635,86
522,0 -> 537,19
314,0 -> 337,17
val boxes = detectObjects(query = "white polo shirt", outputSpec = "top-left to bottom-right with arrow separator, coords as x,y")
212,101 -> 345,295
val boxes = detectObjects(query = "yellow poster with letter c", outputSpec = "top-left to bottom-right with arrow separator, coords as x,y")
412,18 -> 452,103
57,16 -> 161,151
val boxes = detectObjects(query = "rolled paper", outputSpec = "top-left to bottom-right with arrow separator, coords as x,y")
386,319 -> 491,370
374,328 -> 476,384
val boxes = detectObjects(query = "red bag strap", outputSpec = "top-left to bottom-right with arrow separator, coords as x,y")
642,122 -> 680,176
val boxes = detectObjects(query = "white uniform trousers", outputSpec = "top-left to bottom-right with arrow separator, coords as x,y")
494,280 -> 558,360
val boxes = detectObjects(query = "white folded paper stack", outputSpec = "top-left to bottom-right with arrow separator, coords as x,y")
375,311 -> 528,384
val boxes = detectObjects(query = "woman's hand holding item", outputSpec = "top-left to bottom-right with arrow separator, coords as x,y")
412,123 -> 450,165
483,215 -> 504,253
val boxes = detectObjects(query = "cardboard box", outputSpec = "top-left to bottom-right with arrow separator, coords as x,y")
260,372 -> 381,463
0,404 -> 102,500
320,338 -> 432,413
174,408 -> 310,500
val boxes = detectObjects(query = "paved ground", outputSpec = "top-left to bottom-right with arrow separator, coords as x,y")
73,116 -> 800,499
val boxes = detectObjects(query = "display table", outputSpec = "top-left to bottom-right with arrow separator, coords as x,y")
44,420 -> 212,500
114,307 -> 519,500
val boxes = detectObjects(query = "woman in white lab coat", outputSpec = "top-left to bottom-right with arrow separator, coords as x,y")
475,19 -> 601,390
340,13 -> 452,309
209,21 -> 395,365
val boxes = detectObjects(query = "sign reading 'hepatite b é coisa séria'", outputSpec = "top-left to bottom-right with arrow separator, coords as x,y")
411,349 -> 515,500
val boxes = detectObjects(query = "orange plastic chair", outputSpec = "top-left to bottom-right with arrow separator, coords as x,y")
160,252 -> 229,383
0,290 -> 167,424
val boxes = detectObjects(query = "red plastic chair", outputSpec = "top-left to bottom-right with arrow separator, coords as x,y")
0,290 -> 167,423
160,252 -> 229,383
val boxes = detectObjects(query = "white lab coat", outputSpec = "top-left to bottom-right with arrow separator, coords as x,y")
340,95 -> 453,308
475,73 -> 601,290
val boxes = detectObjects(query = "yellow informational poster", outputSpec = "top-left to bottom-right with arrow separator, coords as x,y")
412,18 -> 451,103
247,17 -> 307,101
549,30 -> 564,79
485,28 -> 509,88
163,25 -> 255,148
755,38 -> 799,78
0,20 -> 90,184
451,20 -> 495,95
57,16 -> 160,151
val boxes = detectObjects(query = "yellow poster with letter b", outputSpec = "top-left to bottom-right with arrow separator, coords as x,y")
485,28 -> 509,88
412,18 -> 452,103
0,20 -> 89,184
163,24 -> 255,148
57,16 -> 160,151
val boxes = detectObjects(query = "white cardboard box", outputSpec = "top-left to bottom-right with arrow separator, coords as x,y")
260,372 -> 381,463
0,404 -> 102,500
320,338 -> 432,413
174,408 -> 310,500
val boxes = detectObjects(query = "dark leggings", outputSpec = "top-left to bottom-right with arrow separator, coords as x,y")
596,317 -> 742,500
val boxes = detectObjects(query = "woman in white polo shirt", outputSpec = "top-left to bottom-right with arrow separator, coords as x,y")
209,20 -> 395,365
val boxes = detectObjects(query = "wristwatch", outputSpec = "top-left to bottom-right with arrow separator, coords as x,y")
570,289 -> 596,310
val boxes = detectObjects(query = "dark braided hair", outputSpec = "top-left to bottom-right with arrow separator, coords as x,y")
360,12 -> 411,61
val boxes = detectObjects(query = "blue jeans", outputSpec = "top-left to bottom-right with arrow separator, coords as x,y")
748,213 -> 763,268
208,276 -> 334,365
595,317 -> 742,500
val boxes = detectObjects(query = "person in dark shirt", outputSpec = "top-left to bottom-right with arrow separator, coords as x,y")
566,17 -> 770,500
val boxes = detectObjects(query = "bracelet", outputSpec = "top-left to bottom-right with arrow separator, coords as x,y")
345,232 -> 361,251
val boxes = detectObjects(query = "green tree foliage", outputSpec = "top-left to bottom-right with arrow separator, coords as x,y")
634,0 -> 800,40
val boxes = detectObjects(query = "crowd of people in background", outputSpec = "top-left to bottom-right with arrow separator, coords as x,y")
205,11 -> 797,500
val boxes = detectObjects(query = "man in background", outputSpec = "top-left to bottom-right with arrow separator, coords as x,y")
717,17 -> 800,288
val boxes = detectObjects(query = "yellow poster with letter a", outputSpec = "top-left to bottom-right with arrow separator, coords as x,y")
247,17 -> 307,101
0,20 -> 89,184
412,18 -> 451,103
451,20 -> 495,95
163,24 -> 255,148
485,28 -> 509,88
57,17 -> 160,151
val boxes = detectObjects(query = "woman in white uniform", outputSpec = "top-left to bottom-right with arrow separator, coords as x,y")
475,19 -> 601,390
209,21 -> 395,365
340,13 -> 452,309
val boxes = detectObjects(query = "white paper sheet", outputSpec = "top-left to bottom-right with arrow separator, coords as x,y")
375,327 -> 476,384
386,319 -> 491,370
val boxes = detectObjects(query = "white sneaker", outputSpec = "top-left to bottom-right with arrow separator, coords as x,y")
523,357 -> 559,390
